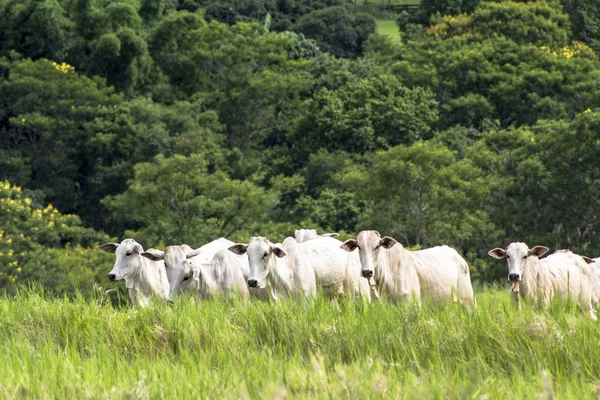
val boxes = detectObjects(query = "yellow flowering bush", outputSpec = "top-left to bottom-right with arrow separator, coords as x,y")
51,61 -> 75,73
0,181 -> 110,292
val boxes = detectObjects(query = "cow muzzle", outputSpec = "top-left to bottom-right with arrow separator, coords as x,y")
508,273 -> 520,282
248,279 -> 258,288
361,269 -> 374,278
108,273 -> 116,281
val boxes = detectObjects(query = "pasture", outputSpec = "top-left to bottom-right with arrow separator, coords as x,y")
375,19 -> 402,43
1,288 -> 599,399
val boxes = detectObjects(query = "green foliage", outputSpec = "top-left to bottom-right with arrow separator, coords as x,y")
294,6 -> 377,58
0,181 -> 110,292
103,154 -> 279,246
339,141 -> 498,250
292,75 -> 438,160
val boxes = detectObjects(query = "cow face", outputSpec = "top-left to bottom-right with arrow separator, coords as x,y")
488,242 -> 549,282
341,231 -> 397,279
168,258 -> 197,299
142,245 -> 194,297
101,239 -> 144,281
229,237 -> 285,289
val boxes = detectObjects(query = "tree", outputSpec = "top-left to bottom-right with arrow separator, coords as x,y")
103,154 -> 279,246
290,75 -> 438,162
0,56 -> 224,233
393,1 -> 600,131
338,141 -> 499,251
293,6 -> 376,58
0,181 -> 110,293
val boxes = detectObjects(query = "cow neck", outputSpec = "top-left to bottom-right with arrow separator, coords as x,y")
123,257 -> 143,290
269,253 -> 294,296
197,261 -> 220,297
377,244 -> 415,294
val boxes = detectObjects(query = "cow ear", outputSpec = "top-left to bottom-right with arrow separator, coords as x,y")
321,232 -> 339,239
340,239 -> 358,252
228,244 -> 248,255
488,248 -> 506,259
581,255 -> 595,264
273,246 -> 286,258
380,236 -> 397,249
528,246 -> 549,258
141,249 -> 164,261
100,243 -> 119,253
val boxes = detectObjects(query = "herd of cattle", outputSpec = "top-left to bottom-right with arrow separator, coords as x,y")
100,229 -> 600,319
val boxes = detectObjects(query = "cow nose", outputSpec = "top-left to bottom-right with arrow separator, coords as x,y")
248,279 -> 258,287
361,270 -> 374,278
108,273 -> 116,281
508,273 -> 520,281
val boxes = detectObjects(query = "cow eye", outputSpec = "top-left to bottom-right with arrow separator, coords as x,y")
506,255 -> 510,259
523,256 -> 527,259
263,252 -> 268,258
126,252 -> 132,257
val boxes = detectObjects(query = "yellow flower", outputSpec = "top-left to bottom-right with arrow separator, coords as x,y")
584,108 -> 592,113
531,137 -> 535,143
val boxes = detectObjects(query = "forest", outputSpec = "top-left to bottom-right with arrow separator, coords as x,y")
1,0 -> 600,294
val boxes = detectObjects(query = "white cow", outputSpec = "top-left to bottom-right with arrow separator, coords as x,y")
142,238 -> 234,299
545,250 -> 596,319
171,249 -> 270,301
101,239 -> 170,307
229,236 -> 355,301
294,229 -> 339,243
141,244 -> 193,286
173,248 -> 250,300
588,257 -> 600,308
294,229 -> 374,301
341,230 -> 475,307
489,245 -> 597,319
488,243 -> 554,309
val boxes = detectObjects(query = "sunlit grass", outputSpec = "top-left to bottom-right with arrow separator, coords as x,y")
376,19 -> 401,43
0,288 -> 599,398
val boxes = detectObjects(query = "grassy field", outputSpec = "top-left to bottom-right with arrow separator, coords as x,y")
1,289 -> 600,399
375,19 -> 401,43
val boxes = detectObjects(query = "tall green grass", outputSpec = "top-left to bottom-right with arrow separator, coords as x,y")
1,288 -> 599,399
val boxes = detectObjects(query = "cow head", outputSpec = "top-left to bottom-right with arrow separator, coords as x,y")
488,242 -> 549,282
101,239 -> 145,282
142,245 -> 193,295
229,237 -> 285,289
340,231 -> 397,279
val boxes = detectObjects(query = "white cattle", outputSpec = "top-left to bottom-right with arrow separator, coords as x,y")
180,249 -> 250,299
488,243 -> 554,309
294,230 -> 375,301
171,248 -> 270,301
101,239 -> 170,307
544,250 -> 596,319
294,229 -> 339,243
229,236 -> 356,301
341,230 -> 475,307
588,257 -> 600,308
142,238 -> 234,299
489,245 -> 597,319
141,244 -> 193,286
